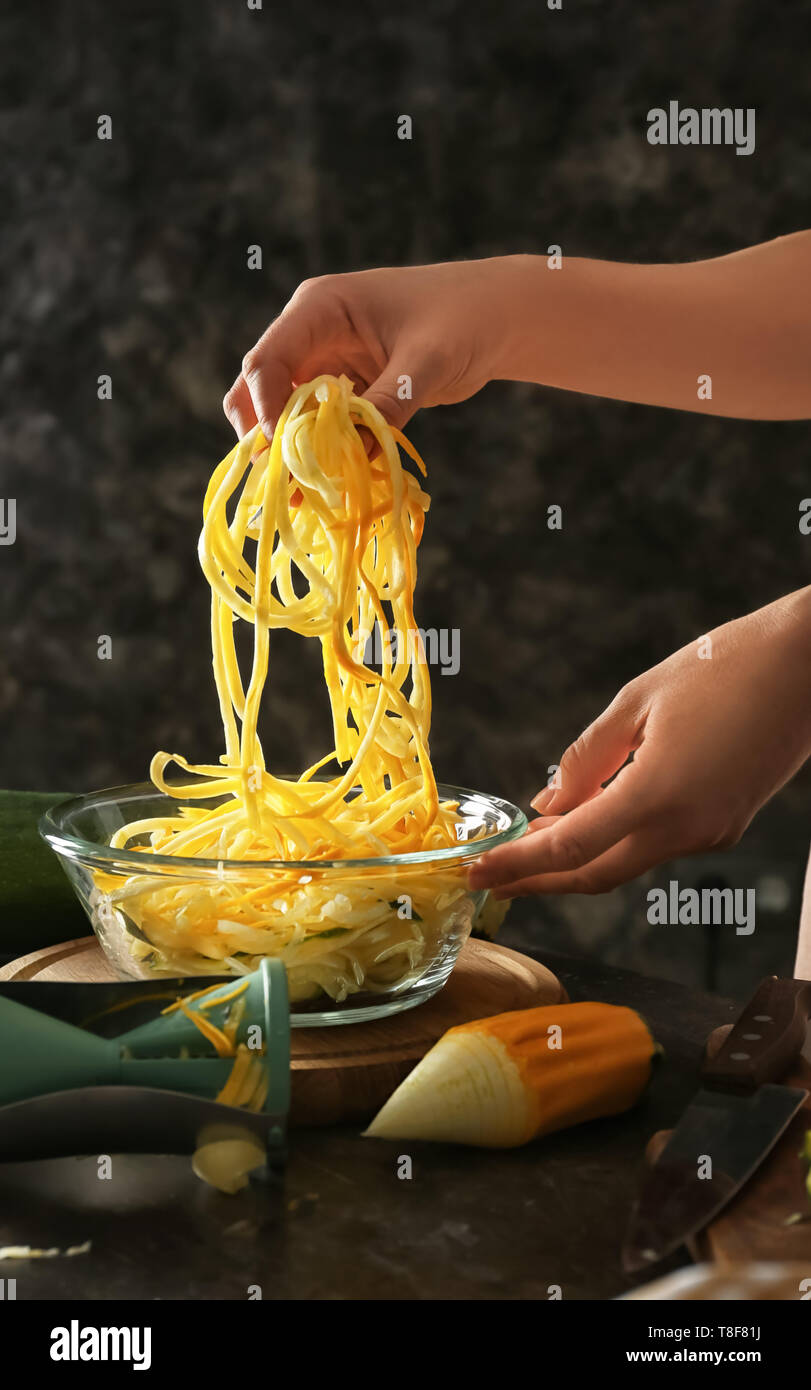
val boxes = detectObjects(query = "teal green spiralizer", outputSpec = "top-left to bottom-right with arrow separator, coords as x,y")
0,959 -> 290,1166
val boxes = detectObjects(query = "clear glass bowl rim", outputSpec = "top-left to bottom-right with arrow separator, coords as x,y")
39,780 -> 528,874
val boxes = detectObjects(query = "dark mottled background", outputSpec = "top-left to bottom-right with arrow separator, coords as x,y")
2,0 -> 810,990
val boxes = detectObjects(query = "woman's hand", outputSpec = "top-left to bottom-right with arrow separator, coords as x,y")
469,588 -> 811,898
226,235 -> 811,440
223,259 -> 519,440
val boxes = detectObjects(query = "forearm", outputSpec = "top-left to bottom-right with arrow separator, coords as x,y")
489,233 -> 811,420
741,585 -> 811,759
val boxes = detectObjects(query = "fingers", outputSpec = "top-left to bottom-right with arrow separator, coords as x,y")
468,763 -> 648,892
531,689 -> 645,816
362,362 -> 420,431
224,350 -> 296,444
488,826 -> 673,897
222,375 -> 258,440
223,281 -> 336,441
525,813 -> 565,833
239,350 -> 303,443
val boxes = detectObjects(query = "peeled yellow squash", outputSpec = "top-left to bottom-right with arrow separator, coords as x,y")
365,1001 -> 658,1148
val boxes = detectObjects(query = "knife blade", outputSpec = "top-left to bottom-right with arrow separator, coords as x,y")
622,975 -> 811,1273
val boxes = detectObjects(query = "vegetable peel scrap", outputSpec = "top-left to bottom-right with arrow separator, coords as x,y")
192,1137 -> 267,1195
0,1241 -> 91,1260
168,982 -> 271,1193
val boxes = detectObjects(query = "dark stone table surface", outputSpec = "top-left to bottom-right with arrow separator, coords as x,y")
0,945 -> 738,1301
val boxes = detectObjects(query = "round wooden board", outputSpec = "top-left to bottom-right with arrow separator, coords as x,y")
0,936 -> 566,1126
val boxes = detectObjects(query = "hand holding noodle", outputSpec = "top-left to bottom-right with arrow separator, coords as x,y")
224,240 -> 811,903
226,235 -> 811,445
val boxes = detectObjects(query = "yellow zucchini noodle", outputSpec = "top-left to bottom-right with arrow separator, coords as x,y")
96,374 -> 481,1001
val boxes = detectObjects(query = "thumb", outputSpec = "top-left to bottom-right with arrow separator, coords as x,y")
533,690 -> 645,815
362,361 -> 421,431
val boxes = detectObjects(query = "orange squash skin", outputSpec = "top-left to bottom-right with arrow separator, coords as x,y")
451,1002 -> 658,1144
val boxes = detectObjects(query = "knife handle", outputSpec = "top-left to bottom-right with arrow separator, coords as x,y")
702,976 -> 811,1093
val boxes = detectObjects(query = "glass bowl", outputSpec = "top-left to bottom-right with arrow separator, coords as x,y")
39,782 -> 527,1026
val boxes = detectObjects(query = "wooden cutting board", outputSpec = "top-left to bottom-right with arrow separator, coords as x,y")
0,936 -> 567,1126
